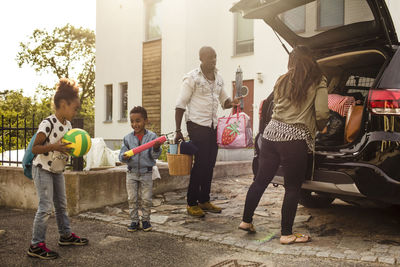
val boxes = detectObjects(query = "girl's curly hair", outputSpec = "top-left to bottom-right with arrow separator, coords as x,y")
53,78 -> 80,109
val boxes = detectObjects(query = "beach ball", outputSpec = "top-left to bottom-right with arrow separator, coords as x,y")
62,128 -> 92,157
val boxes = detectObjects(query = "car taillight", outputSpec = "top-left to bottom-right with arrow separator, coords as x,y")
368,89 -> 400,115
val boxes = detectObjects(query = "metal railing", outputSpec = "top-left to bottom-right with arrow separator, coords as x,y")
1,114 -> 39,166
0,114 -> 83,171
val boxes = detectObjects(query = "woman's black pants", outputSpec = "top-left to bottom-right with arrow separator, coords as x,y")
242,138 -> 308,235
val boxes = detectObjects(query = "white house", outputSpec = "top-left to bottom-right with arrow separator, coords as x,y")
95,0 -> 400,148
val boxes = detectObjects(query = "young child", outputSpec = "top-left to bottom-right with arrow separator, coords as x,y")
27,78 -> 88,260
119,106 -> 162,232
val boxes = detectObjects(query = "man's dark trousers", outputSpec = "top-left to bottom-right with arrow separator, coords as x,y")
186,121 -> 218,206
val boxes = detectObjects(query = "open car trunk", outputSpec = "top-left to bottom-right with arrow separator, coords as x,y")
315,49 -> 387,149
230,0 -> 398,59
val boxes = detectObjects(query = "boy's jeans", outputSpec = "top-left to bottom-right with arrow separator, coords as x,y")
126,171 -> 153,223
31,165 -> 71,245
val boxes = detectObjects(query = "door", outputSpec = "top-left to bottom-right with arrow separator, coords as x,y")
232,79 -> 254,131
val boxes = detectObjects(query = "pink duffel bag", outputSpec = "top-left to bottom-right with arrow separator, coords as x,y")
217,109 -> 253,149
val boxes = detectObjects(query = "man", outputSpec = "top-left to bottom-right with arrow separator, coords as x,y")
175,46 -> 240,217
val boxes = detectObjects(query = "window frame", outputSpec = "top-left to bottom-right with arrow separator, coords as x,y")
105,84 -> 113,123
316,0 -> 345,31
233,12 -> 254,57
144,0 -> 162,42
119,82 -> 128,122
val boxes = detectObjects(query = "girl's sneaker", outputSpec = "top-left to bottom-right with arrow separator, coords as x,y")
27,242 -> 59,260
58,233 -> 89,246
142,221 -> 152,232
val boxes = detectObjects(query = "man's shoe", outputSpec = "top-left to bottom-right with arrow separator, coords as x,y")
198,201 -> 222,213
27,243 -> 59,260
187,205 -> 205,217
58,233 -> 89,246
142,221 -> 153,232
128,222 -> 139,232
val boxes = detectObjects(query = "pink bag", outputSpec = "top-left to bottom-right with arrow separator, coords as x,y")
217,109 -> 253,149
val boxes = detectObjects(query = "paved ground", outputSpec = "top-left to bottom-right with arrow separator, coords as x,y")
2,174 -> 400,266
0,208 -> 389,267
79,175 -> 400,265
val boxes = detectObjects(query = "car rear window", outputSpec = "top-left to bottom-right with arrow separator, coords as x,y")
346,76 -> 375,88
345,76 -> 375,99
278,0 -> 374,38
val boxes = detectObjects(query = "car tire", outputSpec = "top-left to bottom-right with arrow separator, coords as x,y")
299,189 -> 335,208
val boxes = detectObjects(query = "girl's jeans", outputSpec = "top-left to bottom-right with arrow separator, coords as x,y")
31,165 -> 71,245
126,171 -> 153,223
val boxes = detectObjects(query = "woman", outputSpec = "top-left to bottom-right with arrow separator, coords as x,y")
239,46 -> 329,244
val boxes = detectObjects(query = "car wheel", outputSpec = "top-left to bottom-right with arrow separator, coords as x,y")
299,189 -> 335,208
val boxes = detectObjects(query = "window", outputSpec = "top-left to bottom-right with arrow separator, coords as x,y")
105,84 -> 113,121
317,0 -> 344,30
145,0 -> 161,41
120,83 -> 128,120
279,0 -> 372,38
234,13 -> 254,55
281,5 -> 305,33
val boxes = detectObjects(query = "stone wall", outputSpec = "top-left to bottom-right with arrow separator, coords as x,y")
0,161 -> 251,215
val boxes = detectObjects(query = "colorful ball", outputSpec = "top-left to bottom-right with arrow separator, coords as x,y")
62,128 -> 92,157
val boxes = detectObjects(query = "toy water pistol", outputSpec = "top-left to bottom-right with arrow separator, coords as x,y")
123,135 -> 167,158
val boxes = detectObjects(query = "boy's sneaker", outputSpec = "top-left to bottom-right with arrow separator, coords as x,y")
187,205 -> 205,217
198,201 -> 222,213
142,221 -> 152,232
27,242 -> 59,260
58,233 -> 89,246
128,222 -> 139,232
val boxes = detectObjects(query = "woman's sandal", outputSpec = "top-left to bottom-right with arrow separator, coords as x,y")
280,233 -> 311,245
238,222 -> 256,233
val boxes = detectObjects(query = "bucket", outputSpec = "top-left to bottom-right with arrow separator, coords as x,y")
167,143 -> 193,176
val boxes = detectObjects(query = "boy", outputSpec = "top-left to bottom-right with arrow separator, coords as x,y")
119,106 -> 162,232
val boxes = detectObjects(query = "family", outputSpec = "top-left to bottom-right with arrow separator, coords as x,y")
27,44 -> 328,259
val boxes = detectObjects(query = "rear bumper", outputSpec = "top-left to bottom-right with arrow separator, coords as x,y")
313,131 -> 400,204
322,162 -> 400,204
273,161 -> 400,204
272,175 -> 365,198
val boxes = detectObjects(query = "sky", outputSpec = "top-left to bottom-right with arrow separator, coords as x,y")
0,0 -> 96,97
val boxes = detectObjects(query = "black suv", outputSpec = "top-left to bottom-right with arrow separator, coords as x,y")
231,0 -> 400,207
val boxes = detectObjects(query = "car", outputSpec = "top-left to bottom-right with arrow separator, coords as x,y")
231,0 -> 400,208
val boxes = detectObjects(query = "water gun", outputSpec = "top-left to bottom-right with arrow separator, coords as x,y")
123,135 -> 167,158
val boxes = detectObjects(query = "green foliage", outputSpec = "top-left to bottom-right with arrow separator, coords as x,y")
159,143 -> 169,162
16,24 -> 95,136
0,90 -> 52,153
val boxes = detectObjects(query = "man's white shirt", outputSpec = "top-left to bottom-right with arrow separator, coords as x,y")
176,67 -> 230,128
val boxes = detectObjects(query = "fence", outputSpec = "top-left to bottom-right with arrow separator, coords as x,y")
0,114 -> 83,171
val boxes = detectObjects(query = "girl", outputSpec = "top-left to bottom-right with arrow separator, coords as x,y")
239,46 -> 329,244
27,78 -> 88,260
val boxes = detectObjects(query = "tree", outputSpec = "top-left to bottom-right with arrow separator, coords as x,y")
16,24 -> 95,135
0,90 -> 52,153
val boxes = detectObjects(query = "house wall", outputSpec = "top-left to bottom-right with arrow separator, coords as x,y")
95,0 -> 288,144
387,0 -> 400,34
95,0 -> 145,148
